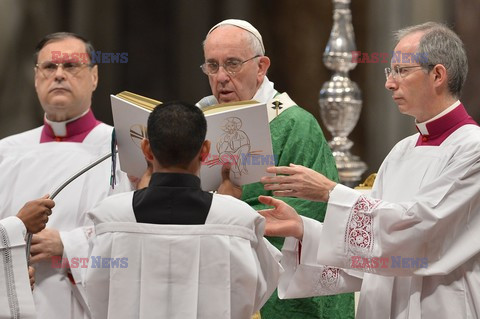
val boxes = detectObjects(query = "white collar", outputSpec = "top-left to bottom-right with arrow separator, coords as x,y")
252,76 -> 277,103
44,108 -> 90,137
415,100 -> 460,135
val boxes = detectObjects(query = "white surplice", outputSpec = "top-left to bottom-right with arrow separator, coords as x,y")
0,216 -> 36,319
279,123 -> 480,319
84,191 -> 282,319
0,124 -> 132,319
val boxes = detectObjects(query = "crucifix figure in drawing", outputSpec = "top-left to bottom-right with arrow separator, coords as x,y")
216,117 -> 251,178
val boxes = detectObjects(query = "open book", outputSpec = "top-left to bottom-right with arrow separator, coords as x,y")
111,91 -> 274,191
111,91 -> 160,179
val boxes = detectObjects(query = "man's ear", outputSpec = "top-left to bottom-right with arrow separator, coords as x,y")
34,67 -> 39,91
431,64 -> 448,89
141,138 -> 155,162
257,56 -> 271,78
199,140 -> 211,162
90,64 -> 99,91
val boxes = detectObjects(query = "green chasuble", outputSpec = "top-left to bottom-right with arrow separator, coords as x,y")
242,105 -> 355,319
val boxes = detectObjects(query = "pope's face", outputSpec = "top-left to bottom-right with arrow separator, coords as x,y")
35,37 -> 98,122
203,26 -> 269,104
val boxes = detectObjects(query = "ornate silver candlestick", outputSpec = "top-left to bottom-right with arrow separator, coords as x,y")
319,0 -> 367,187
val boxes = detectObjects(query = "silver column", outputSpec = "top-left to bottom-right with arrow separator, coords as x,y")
319,0 -> 367,187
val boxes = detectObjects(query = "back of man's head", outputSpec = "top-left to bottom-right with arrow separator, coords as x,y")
394,22 -> 468,98
147,101 -> 207,168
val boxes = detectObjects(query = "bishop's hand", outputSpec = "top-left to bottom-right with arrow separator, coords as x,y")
261,163 -> 336,202
258,195 -> 304,240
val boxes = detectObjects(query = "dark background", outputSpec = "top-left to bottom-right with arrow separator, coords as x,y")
1,0 -> 478,179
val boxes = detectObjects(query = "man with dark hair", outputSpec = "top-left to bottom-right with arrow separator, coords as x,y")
33,32 -> 96,67
84,101 -> 282,319
147,101 -> 207,168
134,101 -> 212,225
259,22 -> 480,318
0,32 -> 131,318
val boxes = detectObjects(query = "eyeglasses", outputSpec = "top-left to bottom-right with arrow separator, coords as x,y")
200,55 -> 261,76
35,61 -> 92,78
384,65 -> 434,80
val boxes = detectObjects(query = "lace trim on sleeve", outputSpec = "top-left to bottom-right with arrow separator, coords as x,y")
345,195 -> 381,259
0,224 -> 20,318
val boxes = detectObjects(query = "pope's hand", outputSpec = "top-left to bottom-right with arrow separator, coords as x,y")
217,162 -> 242,199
